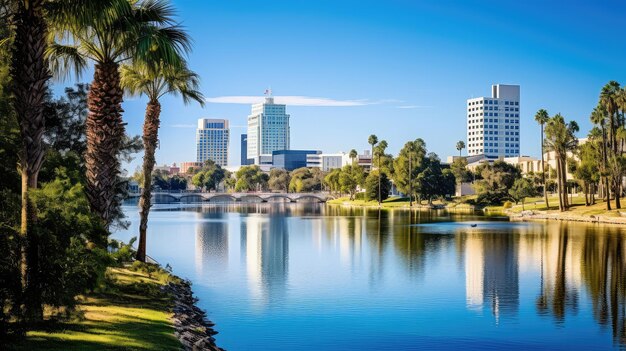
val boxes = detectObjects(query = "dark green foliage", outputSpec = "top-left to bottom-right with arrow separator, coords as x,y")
108,237 -> 137,266
289,167 -> 324,193
29,170 -> 111,309
364,170 -> 391,202
474,160 -> 522,205
235,165 -> 268,192
191,160 -> 225,191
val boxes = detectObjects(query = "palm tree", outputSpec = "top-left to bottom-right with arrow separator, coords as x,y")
544,114 -> 579,211
121,61 -> 203,262
9,0 -> 51,321
349,149 -> 358,165
374,140 -> 388,204
535,109 -> 550,209
591,105 -> 611,210
8,0 -> 128,322
48,0 -> 190,227
455,140 -> 465,157
600,81 -> 622,208
368,134 -> 378,171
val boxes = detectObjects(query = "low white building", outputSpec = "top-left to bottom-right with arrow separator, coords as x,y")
306,152 -> 351,171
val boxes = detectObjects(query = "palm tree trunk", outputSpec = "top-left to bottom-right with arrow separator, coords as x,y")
602,126 -> 611,210
556,158 -> 564,211
85,62 -> 125,227
11,0 -> 50,321
137,100 -> 161,263
561,157 -> 568,209
541,125 -> 548,209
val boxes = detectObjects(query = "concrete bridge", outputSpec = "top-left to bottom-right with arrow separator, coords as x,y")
126,191 -> 335,204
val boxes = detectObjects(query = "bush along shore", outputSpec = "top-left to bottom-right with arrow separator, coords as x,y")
165,279 -> 224,351
4,253 -> 223,351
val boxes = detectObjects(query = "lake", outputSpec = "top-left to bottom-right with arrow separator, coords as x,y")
113,203 -> 626,350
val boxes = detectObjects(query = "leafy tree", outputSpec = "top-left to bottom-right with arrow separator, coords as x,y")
450,157 -> 472,185
415,153 -> 452,204
393,139 -> 426,205
235,165 -> 268,192
339,164 -> 365,200
509,178 -> 537,210
473,160 -> 522,205
191,161 -> 226,192
269,168 -> 290,192
324,168 -> 341,195
364,170 -> 391,202
289,167 -> 322,193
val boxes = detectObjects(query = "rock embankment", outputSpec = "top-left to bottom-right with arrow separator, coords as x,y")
163,280 -> 224,351
509,210 -> 626,225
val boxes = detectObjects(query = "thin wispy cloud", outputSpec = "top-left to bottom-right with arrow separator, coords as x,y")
206,95 -> 375,107
396,105 -> 433,109
170,124 -> 196,128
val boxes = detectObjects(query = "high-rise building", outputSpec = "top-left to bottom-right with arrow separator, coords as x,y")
196,118 -> 229,166
240,134 -> 251,165
247,95 -> 290,164
467,84 -> 520,158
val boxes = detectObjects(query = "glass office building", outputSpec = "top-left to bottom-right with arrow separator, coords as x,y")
272,150 -> 320,171
247,97 -> 290,164
196,118 -> 229,166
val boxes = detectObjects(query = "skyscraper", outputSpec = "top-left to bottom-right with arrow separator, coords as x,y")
467,84 -> 520,158
196,118 -> 229,166
241,134 -> 249,165
247,95 -> 290,164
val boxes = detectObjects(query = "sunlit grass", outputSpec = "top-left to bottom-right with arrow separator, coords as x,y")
7,267 -> 181,351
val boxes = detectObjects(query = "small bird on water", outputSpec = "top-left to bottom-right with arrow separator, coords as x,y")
470,224 -> 477,227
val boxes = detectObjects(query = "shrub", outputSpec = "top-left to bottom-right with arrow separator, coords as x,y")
503,201 -> 513,209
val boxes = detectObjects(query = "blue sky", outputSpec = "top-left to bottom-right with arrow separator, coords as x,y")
53,0 -> 626,172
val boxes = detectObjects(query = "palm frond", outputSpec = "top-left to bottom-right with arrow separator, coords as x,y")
46,43 -> 87,80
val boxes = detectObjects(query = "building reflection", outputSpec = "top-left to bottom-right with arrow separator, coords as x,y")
240,213 -> 289,306
464,232 -> 519,320
194,212 -> 229,275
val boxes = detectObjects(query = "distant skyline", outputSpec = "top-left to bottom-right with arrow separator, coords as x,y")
50,0 -> 626,173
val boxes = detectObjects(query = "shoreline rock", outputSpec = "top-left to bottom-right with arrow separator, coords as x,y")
509,210 -> 626,225
163,280 -> 224,351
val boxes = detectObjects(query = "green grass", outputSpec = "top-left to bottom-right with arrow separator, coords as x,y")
327,196 -> 448,208
6,266 -> 181,351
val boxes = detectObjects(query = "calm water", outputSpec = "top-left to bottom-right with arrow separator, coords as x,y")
113,203 -> 626,350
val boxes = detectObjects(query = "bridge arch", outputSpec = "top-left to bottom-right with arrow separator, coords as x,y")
179,194 -> 205,203
265,194 -> 294,202
208,194 -> 236,202
292,195 -> 326,203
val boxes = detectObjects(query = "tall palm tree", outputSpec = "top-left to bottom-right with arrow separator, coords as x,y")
9,0 -> 50,321
368,134 -> 378,171
121,61 -> 204,262
349,149 -> 358,165
455,140 -> 465,157
48,0 -> 190,227
375,140 -> 388,205
535,109 -> 550,209
600,81 -> 622,208
544,114 -> 579,211
591,105 -> 611,210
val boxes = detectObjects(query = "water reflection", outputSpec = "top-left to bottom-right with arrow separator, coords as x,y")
240,212 -> 289,306
194,212 -> 229,275
122,204 -> 626,349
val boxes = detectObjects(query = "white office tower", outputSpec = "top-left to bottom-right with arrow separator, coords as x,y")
196,118 -> 230,166
247,94 -> 290,164
466,84 -> 520,158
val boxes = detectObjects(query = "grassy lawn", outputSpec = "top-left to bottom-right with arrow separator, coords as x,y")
505,194 -> 623,218
6,266 -> 181,351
